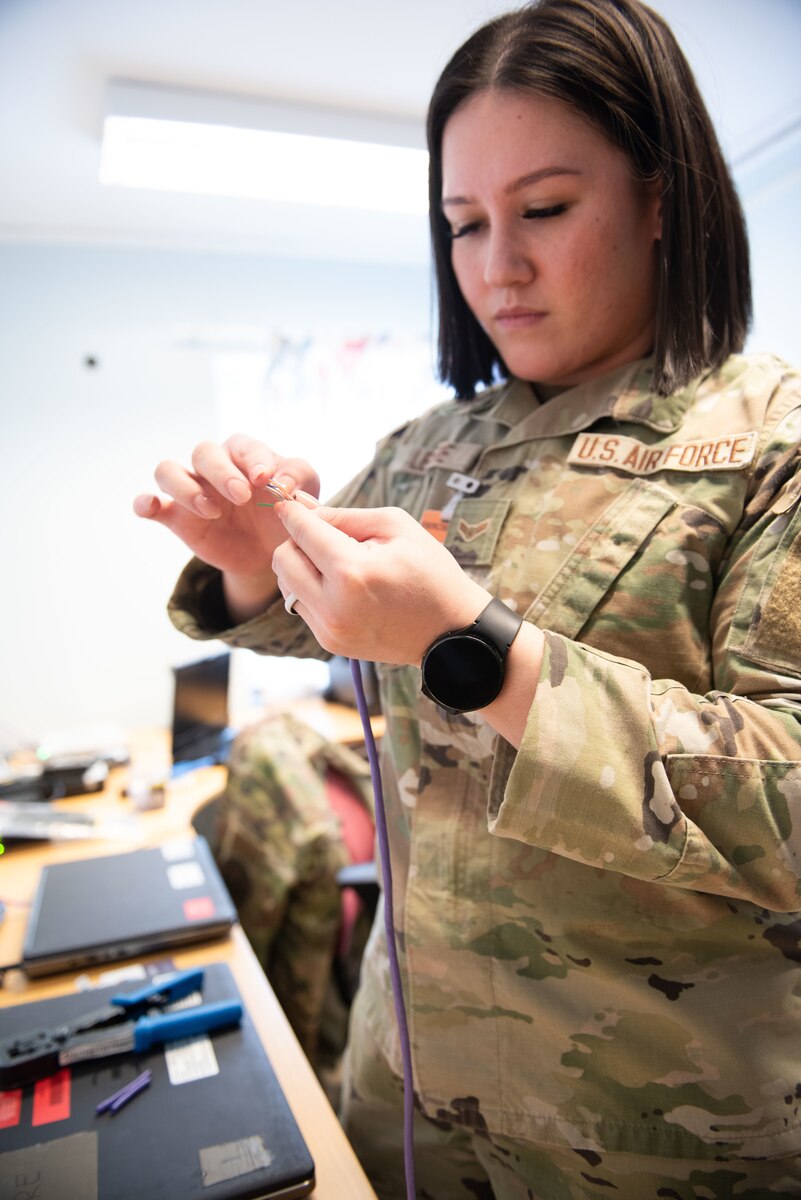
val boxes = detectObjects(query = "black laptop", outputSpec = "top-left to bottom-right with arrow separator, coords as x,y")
171,652 -> 236,769
22,837 -> 237,978
0,961 -> 315,1199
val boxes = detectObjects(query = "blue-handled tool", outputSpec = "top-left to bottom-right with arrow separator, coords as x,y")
131,999 -> 241,1052
112,967 -> 205,1010
0,968 -> 242,1088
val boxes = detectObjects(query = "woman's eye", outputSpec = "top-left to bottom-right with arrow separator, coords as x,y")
523,203 -> 568,220
447,203 -> 567,239
448,221 -> 482,240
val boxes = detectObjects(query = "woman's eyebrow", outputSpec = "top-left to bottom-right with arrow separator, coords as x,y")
441,166 -> 582,208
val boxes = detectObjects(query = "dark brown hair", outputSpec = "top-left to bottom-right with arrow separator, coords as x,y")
427,0 -> 751,398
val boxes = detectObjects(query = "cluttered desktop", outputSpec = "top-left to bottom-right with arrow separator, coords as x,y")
0,652 -> 379,1200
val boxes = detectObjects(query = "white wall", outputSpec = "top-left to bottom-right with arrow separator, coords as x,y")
738,133 -> 801,366
0,245 -> 433,748
1,127 -> 799,754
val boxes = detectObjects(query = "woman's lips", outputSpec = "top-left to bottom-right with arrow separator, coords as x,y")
493,307 -> 547,329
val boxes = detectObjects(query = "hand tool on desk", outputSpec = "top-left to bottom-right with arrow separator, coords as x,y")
0,967 -> 242,1088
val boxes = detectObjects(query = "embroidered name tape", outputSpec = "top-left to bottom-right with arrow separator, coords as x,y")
395,441 -> 483,475
568,430 -> 758,475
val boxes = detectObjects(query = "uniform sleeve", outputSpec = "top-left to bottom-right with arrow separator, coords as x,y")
489,395 -> 801,913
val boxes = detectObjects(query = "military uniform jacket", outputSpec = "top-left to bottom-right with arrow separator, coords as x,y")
170,353 -> 801,1160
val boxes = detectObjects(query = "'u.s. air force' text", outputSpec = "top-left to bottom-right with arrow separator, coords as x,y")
567,430 -> 758,476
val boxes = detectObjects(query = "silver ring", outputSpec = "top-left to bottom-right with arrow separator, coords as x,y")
284,591 -> 299,615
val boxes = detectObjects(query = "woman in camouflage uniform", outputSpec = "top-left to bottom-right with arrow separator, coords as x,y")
136,1 -> 801,1196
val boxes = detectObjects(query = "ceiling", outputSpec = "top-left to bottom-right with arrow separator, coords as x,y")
1,0 -> 799,266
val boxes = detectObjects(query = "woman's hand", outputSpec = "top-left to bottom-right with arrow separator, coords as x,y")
272,500 -> 492,666
133,434 -> 320,622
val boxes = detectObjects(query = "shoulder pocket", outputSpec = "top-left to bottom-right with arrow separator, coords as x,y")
740,498 -> 801,677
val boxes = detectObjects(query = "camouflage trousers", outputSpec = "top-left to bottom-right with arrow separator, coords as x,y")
340,986 -> 801,1200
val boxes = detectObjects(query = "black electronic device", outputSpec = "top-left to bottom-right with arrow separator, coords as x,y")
421,597 -> 524,715
22,836 -> 237,978
0,756 -> 108,803
171,652 -> 236,766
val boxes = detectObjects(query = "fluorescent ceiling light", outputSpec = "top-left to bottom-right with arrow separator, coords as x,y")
100,81 -> 429,215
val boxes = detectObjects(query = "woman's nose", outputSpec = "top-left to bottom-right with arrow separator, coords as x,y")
483,228 -> 535,288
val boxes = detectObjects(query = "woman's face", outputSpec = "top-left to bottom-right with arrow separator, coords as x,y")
441,89 -> 663,390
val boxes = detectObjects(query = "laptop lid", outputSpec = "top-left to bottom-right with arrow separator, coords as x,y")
0,961 -> 315,1200
171,652 -> 233,765
22,837 -> 237,979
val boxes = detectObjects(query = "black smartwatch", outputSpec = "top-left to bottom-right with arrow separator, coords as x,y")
420,597 -> 524,715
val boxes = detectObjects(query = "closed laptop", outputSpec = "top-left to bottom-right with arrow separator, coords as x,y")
0,961 -> 315,1199
22,837 -> 237,978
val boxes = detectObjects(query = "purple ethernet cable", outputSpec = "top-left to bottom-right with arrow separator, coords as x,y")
350,659 -> 416,1200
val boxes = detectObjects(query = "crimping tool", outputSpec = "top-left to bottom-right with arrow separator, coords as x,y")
0,967 -> 242,1088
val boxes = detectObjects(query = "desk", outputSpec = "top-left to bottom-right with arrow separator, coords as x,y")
262,696 -> 384,749
0,732 -> 378,1199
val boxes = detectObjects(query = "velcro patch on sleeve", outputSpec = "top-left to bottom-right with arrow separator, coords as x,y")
748,531 -> 801,672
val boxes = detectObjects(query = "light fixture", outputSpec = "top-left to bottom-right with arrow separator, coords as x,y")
99,80 -> 429,215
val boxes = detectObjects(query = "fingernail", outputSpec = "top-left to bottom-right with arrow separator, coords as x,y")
195,494 -> 221,518
226,478 -> 251,504
294,489 -> 320,509
250,464 -> 268,483
134,495 -> 158,517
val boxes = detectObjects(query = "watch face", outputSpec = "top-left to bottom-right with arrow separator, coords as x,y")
423,634 -> 502,712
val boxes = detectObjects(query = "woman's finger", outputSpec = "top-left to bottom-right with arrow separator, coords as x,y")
153,459 -> 224,518
274,500 -> 354,573
249,454 -> 322,503
273,533 -> 322,597
131,493 -> 207,541
222,436 -> 320,500
191,439 -> 261,507
133,493 -> 162,519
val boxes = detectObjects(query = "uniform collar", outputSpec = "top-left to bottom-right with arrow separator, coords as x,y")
475,358 -> 700,441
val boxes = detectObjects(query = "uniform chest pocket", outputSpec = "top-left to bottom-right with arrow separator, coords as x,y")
526,479 -> 677,639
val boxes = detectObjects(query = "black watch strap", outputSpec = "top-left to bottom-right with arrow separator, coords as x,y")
469,597 -> 524,654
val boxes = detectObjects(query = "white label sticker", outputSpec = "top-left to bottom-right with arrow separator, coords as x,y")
167,860 -> 205,890
165,1034 -> 219,1085
95,964 -> 148,988
161,837 -> 197,862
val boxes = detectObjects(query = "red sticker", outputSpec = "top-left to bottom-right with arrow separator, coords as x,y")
32,1068 -> 71,1126
183,896 -> 216,920
0,1088 -> 22,1128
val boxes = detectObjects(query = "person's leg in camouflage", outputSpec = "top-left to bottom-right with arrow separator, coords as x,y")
340,984 -> 495,1200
